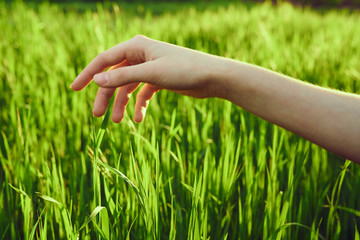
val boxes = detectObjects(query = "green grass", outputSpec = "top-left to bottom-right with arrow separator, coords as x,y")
1,1 -> 360,239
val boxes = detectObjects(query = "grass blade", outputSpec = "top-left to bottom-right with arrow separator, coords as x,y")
269,222 -> 326,240
78,206 -> 105,232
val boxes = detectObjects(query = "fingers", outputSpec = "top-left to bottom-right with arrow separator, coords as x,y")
111,83 -> 140,123
92,60 -> 131,117
70,36 -> 148,91
71,45 -> 127,91
92,87 -> 116,117
134,84 -> 159,123
112,83 -> 158,123
93,61 -> 157,88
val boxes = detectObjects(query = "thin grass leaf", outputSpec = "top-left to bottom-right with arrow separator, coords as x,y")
269,222 -> 326,240
29,207 -> 46,240
36,193 -> 63,206
126,215 -> 138,240
9,183 -> 30,199
78,206 -> 105,232
0,131 -> 10,159
1,224 -> 10,240
91,219 -> 108,240
36,193 -> 74,239
96,159 -> 145,209
355,219 -> 360,240
96,96 -> 113,151
324,205 -> 360,218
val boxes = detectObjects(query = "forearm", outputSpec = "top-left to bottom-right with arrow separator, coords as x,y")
72,35 -> 360,163
214,59 -> 360,163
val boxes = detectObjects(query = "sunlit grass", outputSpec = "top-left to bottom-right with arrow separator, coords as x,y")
0,1 -> 360,239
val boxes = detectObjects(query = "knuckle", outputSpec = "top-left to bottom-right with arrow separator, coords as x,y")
132,34 -> 147,41
100,88 -> 114,97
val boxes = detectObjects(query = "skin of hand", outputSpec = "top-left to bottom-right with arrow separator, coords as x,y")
71,35 -> 360,163
71,35 -> 225,123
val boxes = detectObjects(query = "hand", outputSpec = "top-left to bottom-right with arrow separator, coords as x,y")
70,35 -> 360,161
70,35 -> 224,123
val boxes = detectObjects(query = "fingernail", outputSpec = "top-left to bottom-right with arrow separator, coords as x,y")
94,73 -> 108,85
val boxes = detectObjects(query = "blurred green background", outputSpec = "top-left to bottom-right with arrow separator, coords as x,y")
13,0 -> 360,8
1,0 -> 360,239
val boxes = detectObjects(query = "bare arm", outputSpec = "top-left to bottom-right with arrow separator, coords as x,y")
71,35 -> 360,163
213,60 -> 360,162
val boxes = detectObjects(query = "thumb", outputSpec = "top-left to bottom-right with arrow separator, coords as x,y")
93,62 -> 157,88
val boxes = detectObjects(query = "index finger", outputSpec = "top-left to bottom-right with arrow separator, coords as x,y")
70,42 -> 129,91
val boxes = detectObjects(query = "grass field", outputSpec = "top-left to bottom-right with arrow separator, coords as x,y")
1,1 -> 360,239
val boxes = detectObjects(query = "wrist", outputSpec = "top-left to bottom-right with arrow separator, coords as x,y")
208,57 -> 246,101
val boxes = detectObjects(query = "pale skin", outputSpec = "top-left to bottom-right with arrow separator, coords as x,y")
71,35 -> 360,164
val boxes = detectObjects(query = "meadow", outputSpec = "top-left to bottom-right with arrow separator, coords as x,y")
0,1 -> 360,239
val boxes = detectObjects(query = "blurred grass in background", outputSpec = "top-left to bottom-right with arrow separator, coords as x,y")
13,0 -> 360,9
0,0 -> 360,239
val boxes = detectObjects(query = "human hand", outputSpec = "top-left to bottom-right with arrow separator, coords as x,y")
70,35 -> 224,123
